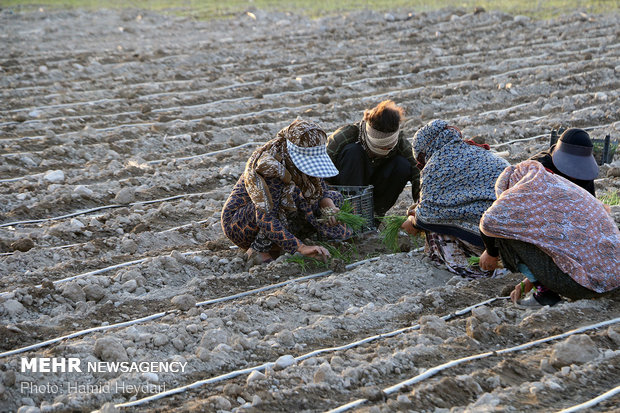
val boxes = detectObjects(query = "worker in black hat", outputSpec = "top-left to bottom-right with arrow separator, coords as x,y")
529,128 -> 599,196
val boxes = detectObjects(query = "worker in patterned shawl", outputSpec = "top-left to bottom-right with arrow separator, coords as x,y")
221,119 -> 353,265
326,100 -> 420,218
479,160 -> 619,308
400,119 -> 509,278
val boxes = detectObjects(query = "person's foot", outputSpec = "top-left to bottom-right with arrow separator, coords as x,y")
245,248 -> 274,265
516,289 -> 561,308
515,293 -> 543,309
533,288 -> 562,306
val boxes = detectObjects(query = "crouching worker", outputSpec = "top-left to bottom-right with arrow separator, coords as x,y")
530,128 -> 599,196
221,119 -> 353,264
326,100 -> 420,217
479,160 -> 619,307
401,119 -> 509,278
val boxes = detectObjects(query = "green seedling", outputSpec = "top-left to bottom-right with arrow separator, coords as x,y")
317,241 -> 342,259
410,233 -> 425,249
379,215 -> 408,253
468,256 -> 481,266
336,200 -> 367,231
599,190 -> 620,206
307,256 -> 329,269
592,141 -> 618,164
319,199 -> 367,231
286,254 -> 329,271
317,240 -> 360,265
286,255 -> 309,272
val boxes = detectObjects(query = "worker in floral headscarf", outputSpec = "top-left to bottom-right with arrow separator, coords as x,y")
479,160 -> 619,307
222,119 -> 353,264
401,119 -> 509,278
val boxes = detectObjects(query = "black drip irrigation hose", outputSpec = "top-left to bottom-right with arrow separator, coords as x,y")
113,296 -> 511,409
326,317 -> 620,413
0,193 -> 209,228
0,257 -> 377,357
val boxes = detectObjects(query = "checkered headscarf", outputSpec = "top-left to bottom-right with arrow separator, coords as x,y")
243,119 -> 327,213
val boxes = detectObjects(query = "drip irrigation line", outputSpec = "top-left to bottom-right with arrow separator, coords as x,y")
0,258 -> 144,300
4,98 -> 123,115
2,63 -> 612,154
0,204 -> 126,227
326,317 -> 620,413
158,220 -> 209,233
294,297 -> 506,364
1,118 -> 612,225
0,192 -> 210,228
194,257 -> 379,307
488,122 -> 615,148
0,311 -> 173,358
0,139 -> 262,184
2,79 -> 263,123
7,24 -> 613,120
0,219 -> 210,258
0,172 -> 44,184
0,250 -> 203,299
0,257 -> 380,358
556,385 -> 620,413
113,296 -> 507,409
3,30 -> 616,145
146,141 -> 262,165
5,22 -> 615,112
6,47 -> 609,143
0,110 -> 142,129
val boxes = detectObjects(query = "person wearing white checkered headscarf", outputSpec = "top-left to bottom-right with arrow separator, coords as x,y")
222,119 -> 352,264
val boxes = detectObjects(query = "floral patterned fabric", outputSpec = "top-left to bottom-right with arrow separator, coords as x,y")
222,176 -> 352,254
480,160 -> 620,293
411,119 -> 509,235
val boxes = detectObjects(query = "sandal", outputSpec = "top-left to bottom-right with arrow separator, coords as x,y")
516,288 -> 561,308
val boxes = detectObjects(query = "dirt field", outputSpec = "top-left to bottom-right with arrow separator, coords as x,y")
1,6 -> 619,413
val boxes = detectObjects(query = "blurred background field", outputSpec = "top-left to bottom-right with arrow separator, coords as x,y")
2,0 -> 619,19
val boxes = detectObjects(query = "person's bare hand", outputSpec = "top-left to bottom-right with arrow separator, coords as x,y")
320,207 -> 339,226
319,197 -> 336,209
406,205 -> 417,217
319,198 -> 339,226
479,250 -> 499,271
401,216 -> 420,235
297,244 -> 331,262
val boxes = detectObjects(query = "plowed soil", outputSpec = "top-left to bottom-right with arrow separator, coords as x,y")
1,7 -> 619,413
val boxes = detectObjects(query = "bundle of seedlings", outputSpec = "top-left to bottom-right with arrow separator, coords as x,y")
319,199 -> 367,231
379,215 -> 408,252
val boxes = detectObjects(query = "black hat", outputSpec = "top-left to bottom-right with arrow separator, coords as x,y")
551,128 -> 599,180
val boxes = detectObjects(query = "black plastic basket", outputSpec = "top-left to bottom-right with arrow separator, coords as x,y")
550,129 -> 616,165
332,185 -> 375,234
592,135 -> 617,165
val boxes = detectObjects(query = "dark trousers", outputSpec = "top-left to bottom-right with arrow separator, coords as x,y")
496,238 -> 608,300
330,142 -> 411,216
